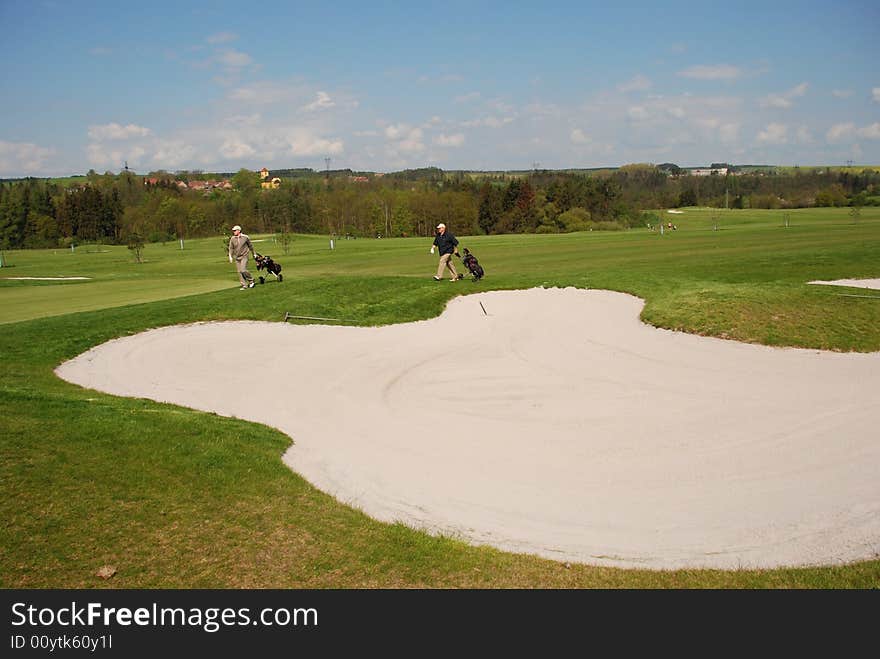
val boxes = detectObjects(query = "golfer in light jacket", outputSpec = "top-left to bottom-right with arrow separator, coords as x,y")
228,225 -> 256,289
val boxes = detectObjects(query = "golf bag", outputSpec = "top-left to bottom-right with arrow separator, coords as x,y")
254,253 -> 283,284
459,248 -> 484,281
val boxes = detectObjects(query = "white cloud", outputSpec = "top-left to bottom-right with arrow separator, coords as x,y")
677,64 -> 742,80
223,113 -> 262,127
827,122 -> 856,142
627,105 -> 650,121
832,89 -> 853,98
858,123 -> 880,139
570,129 -> 591,144
207,32 -> 237,44
398,131 -> 424,153
384,124 -> 406,140
433,133 -> 464,147
719,123 -> 740,144
757,123 -> 788,144
285,129 -> 344,157
228,81 -> 322,108
617,75 -> 651,93
489,100 -> 516,114
229,82 -> 287,104
0,141 -> 56,176
523,102 -> 561,118
302,91 -> 335,112
85,141 -> 148,171
150,140 -> 198,168
825,121 -> 880,142
760,82 -> 808,109
88,123 -> 152,140
383,124 -> 424,153
460,115 -> 514,128
454,92 -> 481,103
217,49 -> 253,68
219,139 -> 255,159
873,88 -> 880,103
795,126 -> 814,144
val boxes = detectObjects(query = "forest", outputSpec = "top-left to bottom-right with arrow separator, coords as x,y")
1,164 -> 878,249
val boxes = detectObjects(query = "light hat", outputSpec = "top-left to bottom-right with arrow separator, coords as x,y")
232,225 -> 242,231
436,223 -> 445,229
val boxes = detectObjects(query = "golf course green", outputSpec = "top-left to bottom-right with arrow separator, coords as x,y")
2,206 -> 878,588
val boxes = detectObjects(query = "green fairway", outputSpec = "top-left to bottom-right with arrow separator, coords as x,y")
1,207 -> 879,588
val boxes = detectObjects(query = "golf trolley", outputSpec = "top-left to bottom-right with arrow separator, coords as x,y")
459,248 -> 484,281
254,253 -> 283,284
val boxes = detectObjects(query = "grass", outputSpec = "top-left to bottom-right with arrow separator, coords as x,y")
1,207 -> 879,588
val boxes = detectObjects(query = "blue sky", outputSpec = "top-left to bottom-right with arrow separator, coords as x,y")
1,1 -> 878,177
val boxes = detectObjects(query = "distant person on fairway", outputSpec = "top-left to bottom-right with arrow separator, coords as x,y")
228,224 -> 256,289
430,223 -> 461,281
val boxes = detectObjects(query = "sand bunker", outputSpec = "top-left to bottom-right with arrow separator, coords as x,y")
4,276 -> 91,281
55,287 -> 880,570
808,278 -> 880,291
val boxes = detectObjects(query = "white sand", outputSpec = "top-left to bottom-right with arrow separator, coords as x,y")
808,278 -> 880,291
55,287 -> 880,570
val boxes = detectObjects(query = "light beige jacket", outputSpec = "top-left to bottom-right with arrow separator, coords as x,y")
228,233 -> 255,260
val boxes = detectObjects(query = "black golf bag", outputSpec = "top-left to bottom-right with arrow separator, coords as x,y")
459,248 -> 484,281
255,253 -> 283,284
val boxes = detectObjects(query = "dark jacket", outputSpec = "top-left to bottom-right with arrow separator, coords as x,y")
432,231 -> 459,256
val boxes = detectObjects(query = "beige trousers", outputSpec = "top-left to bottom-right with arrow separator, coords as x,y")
235,258 -> 254,287
436,253 -> 458,279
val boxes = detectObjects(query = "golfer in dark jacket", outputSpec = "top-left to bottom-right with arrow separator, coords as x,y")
430,223 -> 460,281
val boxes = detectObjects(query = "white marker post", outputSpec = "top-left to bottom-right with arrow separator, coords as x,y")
180,239 -> 184,250
330,238 -> 334,250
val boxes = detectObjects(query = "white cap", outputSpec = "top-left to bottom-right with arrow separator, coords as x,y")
232,225 -> 242,231
436,223 -> 445,229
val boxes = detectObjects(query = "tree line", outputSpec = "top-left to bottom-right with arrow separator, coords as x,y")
0,165 -> 877,249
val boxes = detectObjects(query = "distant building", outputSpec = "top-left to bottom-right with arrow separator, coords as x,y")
186,179 -> 232,193
260,167 -> 281,189
690,167 -> 728,176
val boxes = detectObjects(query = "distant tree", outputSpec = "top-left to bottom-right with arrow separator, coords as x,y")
678,188 -> 698,207
477,183 -> 503,234
127,232 -> 145,263
557,207 -> 591,232
512,179 -> 539,231
277,226 -> 293,255
23,213 -> 59,248
232,168 -> 259,194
